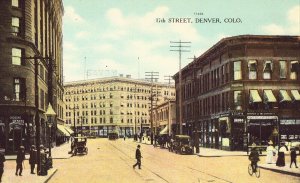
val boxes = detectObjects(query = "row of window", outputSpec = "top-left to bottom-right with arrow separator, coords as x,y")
233,60 -> 298,80
234,89 -> 300,110
66,102 -> 149,109
65,118 -> 149,125
66,110 -> 149,117
183,60 -> 299,100
65,94 -> 153,102
65,86 -> 154,95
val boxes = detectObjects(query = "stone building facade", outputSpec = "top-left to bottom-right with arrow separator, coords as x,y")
174,35 -> 300,151
152,100 -> 176,136
0,0 -> 64,153
64,76 -> 175,137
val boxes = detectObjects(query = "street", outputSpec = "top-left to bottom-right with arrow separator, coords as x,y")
49,138 -> 300,183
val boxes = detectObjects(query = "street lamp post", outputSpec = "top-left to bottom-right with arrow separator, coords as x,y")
45,103 -> 56,169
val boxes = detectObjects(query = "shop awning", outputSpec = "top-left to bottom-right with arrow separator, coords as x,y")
159,125 -> 168,135
291,90 -> 300,101
64,126 -> 74,135
57,124 -> 71,137
250,90 -> 262,103
264,90 -> 277,103
279,90 -> 292,102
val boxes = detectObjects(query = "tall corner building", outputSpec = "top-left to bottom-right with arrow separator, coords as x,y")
174,35 -> 300,151
0,0 -> 64,153
64,76 -> 175,137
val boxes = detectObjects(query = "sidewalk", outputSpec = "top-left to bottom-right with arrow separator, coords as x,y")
2,142 -> 71,183
134,139 -> 299,177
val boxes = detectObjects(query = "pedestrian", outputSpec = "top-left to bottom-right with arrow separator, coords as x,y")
0,149 -> 5,183
290,147 -> 298,168
39,145 -> 47,176
15,146 -> 25,176
124,136 -> 126,141
266,140 -> 275,164
276,144 -> 287,167
133,145 -> 142,169
29,145 -> 37,174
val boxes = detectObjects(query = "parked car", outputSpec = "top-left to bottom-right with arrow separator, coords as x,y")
72,136 -> 88,155
172,135 -> 194,155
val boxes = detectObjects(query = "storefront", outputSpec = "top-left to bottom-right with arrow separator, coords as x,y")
246,113 -> 278,147
0,112 -> 39,154
279,119 -> 300,142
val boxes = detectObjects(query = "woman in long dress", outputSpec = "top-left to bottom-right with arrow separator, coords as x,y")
266,141 -> 275,164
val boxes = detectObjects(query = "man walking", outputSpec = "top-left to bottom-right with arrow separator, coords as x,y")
15,146 -> 25,176
29,145 -> 37,174
133,145 -> 142,169
290,147 -> 298,168
0,149 -> 5,183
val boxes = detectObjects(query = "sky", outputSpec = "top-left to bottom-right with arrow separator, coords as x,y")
62,0 -> 300,82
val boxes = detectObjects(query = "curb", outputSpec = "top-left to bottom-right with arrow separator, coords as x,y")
259,166 -> 300,177
44,168 -> 58,183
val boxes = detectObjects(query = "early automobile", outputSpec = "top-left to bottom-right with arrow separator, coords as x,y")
108,131 -> 119,140
172,135 -> 194,155
72,136 -> 88,155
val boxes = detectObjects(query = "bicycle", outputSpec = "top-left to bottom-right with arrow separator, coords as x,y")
248,164 -> 260,178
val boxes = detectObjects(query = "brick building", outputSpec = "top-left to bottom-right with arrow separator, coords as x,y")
174,35 -> 300,151
0,0 -> 64,153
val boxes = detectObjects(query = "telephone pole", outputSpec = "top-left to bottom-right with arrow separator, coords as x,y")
170,41 -> 191,135
145,71 -> 159,144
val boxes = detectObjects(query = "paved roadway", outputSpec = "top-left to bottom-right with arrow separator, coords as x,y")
49,138 -> 300,183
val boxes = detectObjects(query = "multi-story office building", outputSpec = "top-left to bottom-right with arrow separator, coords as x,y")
174,35 -> 300,151
0,0 -> 64,153
64,76 -> 175,137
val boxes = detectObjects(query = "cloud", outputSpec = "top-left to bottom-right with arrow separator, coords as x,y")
262,5 -> 299,35
262,24 -> 285,35
102,30 -> 127,40
75,31 -> 90,39
64,6 -> 85,24
93,44 -> 114,53
106,8 -> 128,27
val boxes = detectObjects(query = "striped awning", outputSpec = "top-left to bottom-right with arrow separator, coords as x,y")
250,90 -> 262,103
279,90 -> 292,102
64,126 -> 74,135
159,125 -> 168,135
291,90 -> 300,101
264,90 -> 277,103
57,124 -> 71,137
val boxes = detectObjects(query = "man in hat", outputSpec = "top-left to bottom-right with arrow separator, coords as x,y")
249,147 -> 260,172
29,145 -> 37,174
0,149 -> 5,183
133,145 -> 142,169
15,146 -> 25,176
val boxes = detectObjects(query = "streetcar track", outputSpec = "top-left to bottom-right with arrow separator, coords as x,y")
187,167 -> 232,183
108,141 -> 169,183
107,140 -> 233,183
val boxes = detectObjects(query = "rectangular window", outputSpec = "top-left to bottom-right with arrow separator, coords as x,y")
233,61 -> 242,80
263,61 -> 273,79
234,91 -> 242,110
12,0 -> 19,7
12,17 -> 20,36
290,61 -> 299,80
12,48 -> 22,65
279,61 -> 287,79
248,60 -> 257,79
13,78 -> 25,101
